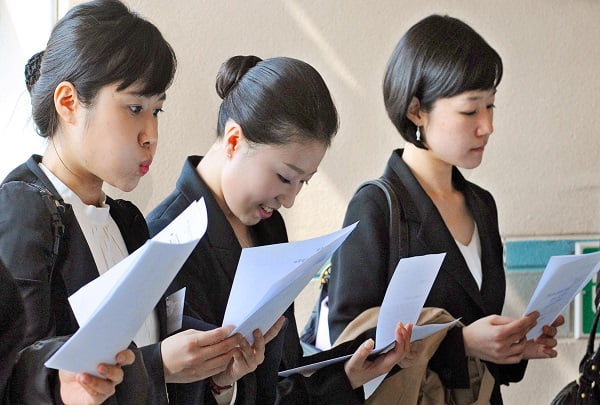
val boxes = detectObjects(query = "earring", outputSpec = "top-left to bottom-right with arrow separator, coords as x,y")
416,125 -> 421,142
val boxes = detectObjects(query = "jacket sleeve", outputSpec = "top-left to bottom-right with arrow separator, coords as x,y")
0,265 -> 25,403
0,181 -> 58,347
328,185 -> 392,343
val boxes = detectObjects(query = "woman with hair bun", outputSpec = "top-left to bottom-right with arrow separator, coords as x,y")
1,1 -> 273,404
147,54 -> 413,404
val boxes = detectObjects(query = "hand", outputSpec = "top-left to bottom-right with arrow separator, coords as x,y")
212,317 -> 286,387
59,349 -> 135,405
523,315 -> 565,359
463,312 -> 539,364
398,339 -> 425,369
344,322 -> 412,389
161,326 -> 243,383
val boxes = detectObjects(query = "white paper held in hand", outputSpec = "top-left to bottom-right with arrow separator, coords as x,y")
523,251 -> 600,340
222,222 -> 358,344
278,253 -> 459,380
45,199 -> 208,376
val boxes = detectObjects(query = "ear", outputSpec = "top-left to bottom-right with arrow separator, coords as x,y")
223,120 -> 245,158
406,97 -> 424,127
53,81 -> 80,125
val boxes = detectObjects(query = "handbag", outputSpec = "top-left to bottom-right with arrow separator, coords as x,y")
551,303 -> 600,405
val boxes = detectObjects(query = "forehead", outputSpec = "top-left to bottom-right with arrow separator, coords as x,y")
250,140 -> 328,172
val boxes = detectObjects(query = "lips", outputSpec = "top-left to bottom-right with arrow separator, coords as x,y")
259,204 -> 276,220
139,161 -> 152,175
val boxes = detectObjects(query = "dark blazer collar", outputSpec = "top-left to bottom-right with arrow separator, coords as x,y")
385,149 -> 490,311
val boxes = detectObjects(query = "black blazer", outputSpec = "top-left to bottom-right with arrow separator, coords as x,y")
328,149 -> 526,404
0,259 -> 25,403
147,156 -> 363,404
0,155 -> 167,404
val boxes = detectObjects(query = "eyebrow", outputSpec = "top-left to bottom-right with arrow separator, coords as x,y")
124,90 -> 167,101
285,163 -> 317,176
464,89 -> 497,101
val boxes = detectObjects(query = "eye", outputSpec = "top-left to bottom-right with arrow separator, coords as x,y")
278,174 -> 291,184
153,108 -> 164,117
461,110 -> 477,116
487,104 -> 496,110
129,105 -> 142,114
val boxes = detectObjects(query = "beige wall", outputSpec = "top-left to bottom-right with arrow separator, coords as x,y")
103,0 -> 600,241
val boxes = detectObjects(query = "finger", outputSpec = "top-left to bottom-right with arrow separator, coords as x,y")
348,339 -> 374,369
551,315 -> 565,327
196,333 -> 243,360
77,372 -> 115,398
193,327 -> 239,347
251,330 -> 266,362
115,349 -> 135,366
197,348 -> 238,373
97,363 -> 124,384
264,317 -> 285,343
501,316 -> 538,341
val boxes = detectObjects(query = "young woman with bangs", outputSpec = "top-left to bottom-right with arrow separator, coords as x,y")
0,1 -> 273,404
327,14 -> 564,404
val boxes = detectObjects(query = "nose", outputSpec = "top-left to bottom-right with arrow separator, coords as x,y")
277,183 -> 303,209
139,117 -> 158,148
477,109 -> 494,137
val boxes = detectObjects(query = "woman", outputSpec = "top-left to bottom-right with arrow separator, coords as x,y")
327,14 -> 563,404
0,1 -> 272,404
147,55 -> 412,404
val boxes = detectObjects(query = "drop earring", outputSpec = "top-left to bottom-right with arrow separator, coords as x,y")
416,125 -> 421,142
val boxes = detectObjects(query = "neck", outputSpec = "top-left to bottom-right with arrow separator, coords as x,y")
197,142 -> 233,219
402,143 -> 455,196
42,136 -> 103,206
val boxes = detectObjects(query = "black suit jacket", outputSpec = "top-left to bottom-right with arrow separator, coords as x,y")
328,149 -> 526,404
147,156 -> 362,404
0,259 -> 25,403
0,155 -> 167,404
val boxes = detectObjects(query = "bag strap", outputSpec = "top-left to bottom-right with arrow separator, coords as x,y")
26,182 -> 65,282
584,303 -> 600,364
358,177 -> 409,276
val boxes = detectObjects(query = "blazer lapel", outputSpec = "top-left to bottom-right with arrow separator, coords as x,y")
388,150 -> 487,312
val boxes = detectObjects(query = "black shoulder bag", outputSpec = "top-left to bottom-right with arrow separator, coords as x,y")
551,303 -> 600,405
299,177 -> 409,350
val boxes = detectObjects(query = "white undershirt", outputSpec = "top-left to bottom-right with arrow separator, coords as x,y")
455,223 -> 483,290
40,163 -> 159,347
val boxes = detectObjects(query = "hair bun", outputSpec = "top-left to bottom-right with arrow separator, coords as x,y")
25,51 -> 45,93
216,55 -> 262,99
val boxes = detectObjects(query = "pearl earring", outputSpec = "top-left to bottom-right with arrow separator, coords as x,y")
416,125 -> 421,142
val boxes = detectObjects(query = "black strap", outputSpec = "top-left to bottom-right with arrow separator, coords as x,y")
357,177 -> 409,277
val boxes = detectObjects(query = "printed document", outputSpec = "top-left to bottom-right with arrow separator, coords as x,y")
223,223 -> 358,344
524,251 -> 600,339
279,253 -> 459,379
45,199 -> 208,376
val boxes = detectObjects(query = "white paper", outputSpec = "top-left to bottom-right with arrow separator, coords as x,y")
45,199 -> 208,376
524,251 -> 600,339
279,253 -> 453,379
223,223 -> 358,344
166,287 -> 186,335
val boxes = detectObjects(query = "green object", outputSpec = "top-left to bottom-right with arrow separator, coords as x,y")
582,246 -> 600,334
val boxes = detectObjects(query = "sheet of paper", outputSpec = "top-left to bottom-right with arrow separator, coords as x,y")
524,251 -> 600,339
279,253 -> 452,378
375,253 -> 446,349
45,199 -> 208,376
223,223 -> 358,344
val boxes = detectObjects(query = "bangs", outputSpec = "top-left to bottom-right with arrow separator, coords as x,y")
83,15 -> 177,96
420,27 -> 503,105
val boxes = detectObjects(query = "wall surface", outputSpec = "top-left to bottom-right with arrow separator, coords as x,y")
99,0 -> 600,242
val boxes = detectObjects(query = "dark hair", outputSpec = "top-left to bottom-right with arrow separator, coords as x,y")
383,14 -> 502,148
25,0 -> 177,138
215,55 -> 338,147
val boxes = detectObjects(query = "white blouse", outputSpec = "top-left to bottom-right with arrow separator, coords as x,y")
455,223 -> 483,290
39,163 -> 159,347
